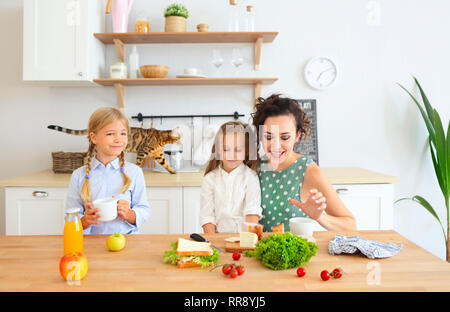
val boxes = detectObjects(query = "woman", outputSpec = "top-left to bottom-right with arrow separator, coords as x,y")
251,94 -> 356,232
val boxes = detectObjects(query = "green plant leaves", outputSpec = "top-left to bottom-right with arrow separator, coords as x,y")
397,77 -> 450,243
395,196 -> 447,240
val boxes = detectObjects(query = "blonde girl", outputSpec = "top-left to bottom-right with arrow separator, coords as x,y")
65,107 -> 150,234
200,121 -> 262,233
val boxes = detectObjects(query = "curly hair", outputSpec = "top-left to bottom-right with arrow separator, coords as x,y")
251,94 -> 311,145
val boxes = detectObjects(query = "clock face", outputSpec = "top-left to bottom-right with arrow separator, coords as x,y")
304,57 -> 337,90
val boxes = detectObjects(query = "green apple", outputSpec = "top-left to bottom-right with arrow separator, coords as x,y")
106,233 -> 126,251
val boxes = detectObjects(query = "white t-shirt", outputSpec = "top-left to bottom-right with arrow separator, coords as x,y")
200,163 -> 262,233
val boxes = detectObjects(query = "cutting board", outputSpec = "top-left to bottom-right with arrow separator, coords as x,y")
225,241 -> 255,253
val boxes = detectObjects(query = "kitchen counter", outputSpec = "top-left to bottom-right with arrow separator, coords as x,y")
0,167 -> 399,187
1,230 -> 448,292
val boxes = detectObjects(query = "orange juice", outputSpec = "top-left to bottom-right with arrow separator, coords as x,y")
64,209 -> 83,255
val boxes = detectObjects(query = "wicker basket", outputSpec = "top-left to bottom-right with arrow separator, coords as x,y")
52,151 -> 87,174
140,65 -> 169,78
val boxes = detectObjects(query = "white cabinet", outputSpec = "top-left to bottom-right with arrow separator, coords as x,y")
138,187 -> 183,234
23,0 -> 105,84
183,187 -> 203,234
333,183 -> 394,230
5,187 -> 67,235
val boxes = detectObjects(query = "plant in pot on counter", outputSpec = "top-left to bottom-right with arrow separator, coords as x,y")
164,3 -> 189,32
397,77 -> 450,263
244,232 -> 318,270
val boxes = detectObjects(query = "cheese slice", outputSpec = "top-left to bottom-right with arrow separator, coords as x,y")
239,232 -> 258,248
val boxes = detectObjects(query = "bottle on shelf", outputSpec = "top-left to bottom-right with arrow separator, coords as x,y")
129,45 -> 139,78
227,0 -> 239,32
63,208 -> 83,255
244,5 -> 255,31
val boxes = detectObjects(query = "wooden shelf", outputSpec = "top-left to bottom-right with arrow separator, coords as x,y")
93,32 -> 279,110
94,32 -> 278,44
94,78 -> 277,111
93,77 -> 277,86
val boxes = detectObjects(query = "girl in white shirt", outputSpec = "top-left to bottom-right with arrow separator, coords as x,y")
200,121 -> 262,233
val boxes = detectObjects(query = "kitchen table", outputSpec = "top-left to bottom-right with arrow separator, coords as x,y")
0,230 -> 449,292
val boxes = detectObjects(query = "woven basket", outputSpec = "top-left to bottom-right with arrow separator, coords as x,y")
52,151 -> 87,174
140,65 -> 169,78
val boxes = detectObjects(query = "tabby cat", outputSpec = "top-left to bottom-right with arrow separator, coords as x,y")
48,125 -> 181,174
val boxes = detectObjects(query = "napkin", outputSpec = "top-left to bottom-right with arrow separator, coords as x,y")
328,235 -> 402,259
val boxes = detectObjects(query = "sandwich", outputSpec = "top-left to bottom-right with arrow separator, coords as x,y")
163,238 -> 220,268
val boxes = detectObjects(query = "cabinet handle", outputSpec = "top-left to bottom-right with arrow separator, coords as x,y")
32,191 -> 48,198
78,72 -> 83,77
336,188 -> 349,194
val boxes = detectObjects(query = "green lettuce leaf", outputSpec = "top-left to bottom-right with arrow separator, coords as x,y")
253,232 -> 318,270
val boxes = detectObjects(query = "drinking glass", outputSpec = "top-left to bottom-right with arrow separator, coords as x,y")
211,49 -> 224,77
231,48 -> 244,76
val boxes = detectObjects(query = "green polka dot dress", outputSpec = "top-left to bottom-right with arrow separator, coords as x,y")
258,155 -> 313,232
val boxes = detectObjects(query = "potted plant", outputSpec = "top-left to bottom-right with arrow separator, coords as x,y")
164,3 -> 189,32
397,77 -> 449,263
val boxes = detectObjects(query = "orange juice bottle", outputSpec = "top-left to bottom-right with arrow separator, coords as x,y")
63,208 -> 83,255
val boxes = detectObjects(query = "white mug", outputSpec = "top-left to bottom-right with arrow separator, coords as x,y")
184,68 -> 198,75
289,217 -> 314,236
93,197 -> 118,222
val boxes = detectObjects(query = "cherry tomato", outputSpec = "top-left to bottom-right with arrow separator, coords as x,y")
232,252 -> 241,261
236,265 -> 246,275
320,270 -> 330,281
297,267 -> 306,277
222,264 -> 234,275
332,268 -> 343,279
230,268 -> 238,278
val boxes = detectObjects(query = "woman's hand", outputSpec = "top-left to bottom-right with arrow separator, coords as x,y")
288,189 -> 326,220
81,202 -> 100,229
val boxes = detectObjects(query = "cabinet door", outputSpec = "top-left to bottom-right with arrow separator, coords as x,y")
5,187 -> 67,235
23,0 -> 89,81
331,184 -> 394,231
138,187 -> 183,234
183,187 -> 203,234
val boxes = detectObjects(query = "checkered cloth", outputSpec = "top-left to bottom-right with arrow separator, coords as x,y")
328,235 -> 402,259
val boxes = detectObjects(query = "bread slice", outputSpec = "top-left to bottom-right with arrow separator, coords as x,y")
272,223 -> 284,234
176,238 -> 213,256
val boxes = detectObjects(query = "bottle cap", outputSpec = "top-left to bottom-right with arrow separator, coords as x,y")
66,208 -> 81,214
246,5 -> 254,12
230,0 -> 237,5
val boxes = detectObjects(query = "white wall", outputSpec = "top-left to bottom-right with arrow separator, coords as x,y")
0,0 -> 449,260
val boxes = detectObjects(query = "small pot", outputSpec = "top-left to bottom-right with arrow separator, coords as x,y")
197,23 -> 209,32
165,16 -> 186,32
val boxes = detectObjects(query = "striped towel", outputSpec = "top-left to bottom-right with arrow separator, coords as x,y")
328,235 -> 402,259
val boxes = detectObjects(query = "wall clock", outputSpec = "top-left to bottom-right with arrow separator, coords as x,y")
304,57 -> 338,90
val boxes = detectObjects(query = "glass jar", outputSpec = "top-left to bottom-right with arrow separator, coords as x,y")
63,208 -> 83,255
110,61 -> 127,79
135,14 -> 150,33
244,5 -> 255,31
227,0 -> 239,31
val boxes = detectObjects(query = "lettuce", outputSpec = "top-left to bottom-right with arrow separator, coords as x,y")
250,232 -> 318,270
163,241 -> 220,268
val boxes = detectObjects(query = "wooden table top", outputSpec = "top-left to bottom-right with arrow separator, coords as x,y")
0,230 -> 448,292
